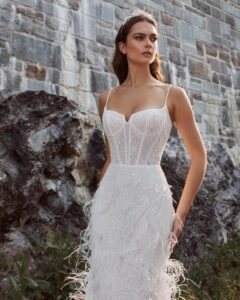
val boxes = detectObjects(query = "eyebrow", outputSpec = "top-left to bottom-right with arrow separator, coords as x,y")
133,32 -> 158,37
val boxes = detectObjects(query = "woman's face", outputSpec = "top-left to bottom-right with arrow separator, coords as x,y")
119,21 -> 158,64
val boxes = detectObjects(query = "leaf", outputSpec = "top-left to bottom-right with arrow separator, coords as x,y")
21,276 -> 38,288
36,279 -> 51,290
16,253 -> 30,275
7,274 -> 19,291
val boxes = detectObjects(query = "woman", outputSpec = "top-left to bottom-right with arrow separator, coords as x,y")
66,9 -> 208,300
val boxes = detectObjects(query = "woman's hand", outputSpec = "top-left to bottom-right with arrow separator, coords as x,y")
169,212 -> 185,253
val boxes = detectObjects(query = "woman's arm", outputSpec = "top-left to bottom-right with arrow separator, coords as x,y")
171,86 -> 208,230
97,135 -> 111,185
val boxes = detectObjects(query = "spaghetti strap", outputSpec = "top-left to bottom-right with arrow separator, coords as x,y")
164,84 -> 172,106
105,87 -> 113,110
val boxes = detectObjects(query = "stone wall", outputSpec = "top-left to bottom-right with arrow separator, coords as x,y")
0,0 -> 240,144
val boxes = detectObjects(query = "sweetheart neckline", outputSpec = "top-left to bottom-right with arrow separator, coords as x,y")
104,104 -> 172,124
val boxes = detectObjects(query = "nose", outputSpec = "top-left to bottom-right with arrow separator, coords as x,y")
145,37 -> 153,47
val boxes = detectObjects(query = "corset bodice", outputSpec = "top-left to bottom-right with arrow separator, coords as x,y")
102,85 -> 173,165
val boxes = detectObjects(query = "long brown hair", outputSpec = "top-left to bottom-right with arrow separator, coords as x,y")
112,10 -> 166,85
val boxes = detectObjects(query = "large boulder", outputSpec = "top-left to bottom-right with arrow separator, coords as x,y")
163,136 -> 240,266
0,90 -> 105,246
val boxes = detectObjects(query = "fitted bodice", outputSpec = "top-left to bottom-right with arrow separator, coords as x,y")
102,85 -> 173,165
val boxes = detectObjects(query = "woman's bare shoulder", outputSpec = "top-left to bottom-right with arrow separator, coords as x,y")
98,87 -> 117,118
99,89 -> 110,111
169,84 -> 195,125
169,83 -> 186,93
99,89 -> 109,102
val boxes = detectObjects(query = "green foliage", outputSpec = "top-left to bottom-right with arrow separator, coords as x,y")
1,229 -> 239,299
0,230 -> 79,300
183,230 -> 240,300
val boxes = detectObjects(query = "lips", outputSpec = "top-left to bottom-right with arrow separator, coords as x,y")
142,51 -> 152,55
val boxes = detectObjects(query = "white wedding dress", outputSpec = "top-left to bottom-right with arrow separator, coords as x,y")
68,84 -> 187,300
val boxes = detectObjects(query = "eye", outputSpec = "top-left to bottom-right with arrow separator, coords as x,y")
135,36 -> 158,42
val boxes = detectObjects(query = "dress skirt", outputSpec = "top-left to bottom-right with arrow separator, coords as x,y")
68,163 -> 187,300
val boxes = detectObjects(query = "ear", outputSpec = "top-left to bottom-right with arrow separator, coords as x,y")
118,41 -> 127,55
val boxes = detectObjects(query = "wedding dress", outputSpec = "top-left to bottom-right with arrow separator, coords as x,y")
68,84 -> 187,300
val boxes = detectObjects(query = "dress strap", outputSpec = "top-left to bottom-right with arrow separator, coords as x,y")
164,84 -> 172,106
105,87 -> 113,109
